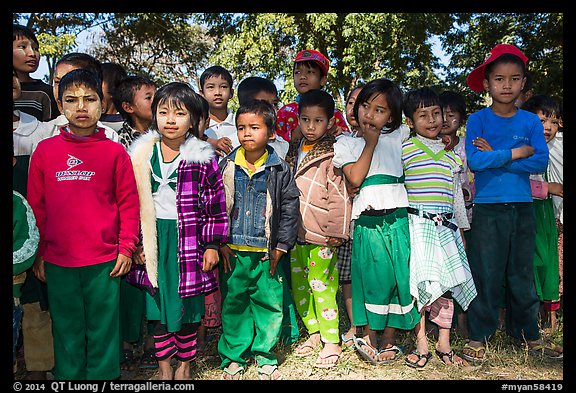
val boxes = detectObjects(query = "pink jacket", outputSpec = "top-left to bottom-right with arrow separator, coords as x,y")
285,135 -> 351,245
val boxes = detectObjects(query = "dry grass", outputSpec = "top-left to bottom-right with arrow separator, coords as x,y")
15,302 -> 563,382
130,304 -> 564,381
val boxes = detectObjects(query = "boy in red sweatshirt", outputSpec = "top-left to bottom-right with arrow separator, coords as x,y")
27,69 -> 140,380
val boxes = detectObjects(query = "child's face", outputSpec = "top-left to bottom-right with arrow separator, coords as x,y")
253,91 -> 279,111
536,110 -> 560,143
126,84 -> 156,125
357,93 -> 393,134
345,87 -> 362,128
407,104 -> 443,140
236,112 -> 272,154
156,101 -> 192,143
201,75 -> 233,111
293,63 -> 326,94
58,83 -> 102,134
299,106 -> 335,143
440,106 -> 462,136
53,63 -> 80,105
483,62 -> 526,106
13,35 -> 40,75
101,80 -> 116,114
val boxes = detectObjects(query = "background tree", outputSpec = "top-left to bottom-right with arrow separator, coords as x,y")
15,12 -> 562,111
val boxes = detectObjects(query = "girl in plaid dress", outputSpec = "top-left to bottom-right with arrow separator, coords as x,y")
402,88 -> 477,368
128,82 -> 228,379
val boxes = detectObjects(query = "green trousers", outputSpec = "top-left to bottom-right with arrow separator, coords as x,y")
45,260 -> 120,380
291,244 -> 340,344
218,250 -> 284,368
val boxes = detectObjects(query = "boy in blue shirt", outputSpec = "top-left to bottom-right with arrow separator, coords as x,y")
463,44 -> 562,361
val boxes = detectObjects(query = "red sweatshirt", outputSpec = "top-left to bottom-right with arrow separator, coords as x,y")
27,127 -> 140,267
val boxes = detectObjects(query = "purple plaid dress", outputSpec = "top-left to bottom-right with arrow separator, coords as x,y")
176,158 -> 229,298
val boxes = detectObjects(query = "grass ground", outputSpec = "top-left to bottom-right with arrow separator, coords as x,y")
15,300 -> 563,382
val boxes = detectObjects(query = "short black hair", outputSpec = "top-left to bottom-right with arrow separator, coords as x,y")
13,24 -> 38,46
235,100 -> 276,136
353,78 -> 403,131
199,65 -> 233,91
237,76 -> 277,106
151,82 -> 204,139
113,75 -> 156,120
57,68 -> 104,102
102,63 -> 128,104
403,87 -> 441,122
298,89 -> 335,119
56,52 -> 103,84
439,91 -> 467,121
485,53 -> 526,80
521,94 -> 560,118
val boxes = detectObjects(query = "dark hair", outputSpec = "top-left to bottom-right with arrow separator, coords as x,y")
56,53 -> 103,84
199,94 -> 210,121
235,100 -> 276,136
346,85 -> 364,103
294,60 -> 325,78
484,53 -> 526,80
439,91 -> 467,121
199,65 -> 233,91
353,78 -> 403,131
150,82 -> 204,139
298,89 -> 335,119
237,76 -> 277,106
13,24 -> 39,46
521,94 -> 560,118
113,75 -> 156,119
57,68 -> 104,102
101,62 -> 128,108
403,87 -> 441,121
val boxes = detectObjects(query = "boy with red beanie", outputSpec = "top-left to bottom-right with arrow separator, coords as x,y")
276,49 -> 349,142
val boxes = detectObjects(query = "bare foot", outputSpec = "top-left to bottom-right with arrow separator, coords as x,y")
314,343 -> 342,368
174,361 -> 191,380
157,359 -> 173,380
294,332 -> 321,357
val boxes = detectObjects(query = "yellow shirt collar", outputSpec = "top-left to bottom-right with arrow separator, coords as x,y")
234,147 -> 268,177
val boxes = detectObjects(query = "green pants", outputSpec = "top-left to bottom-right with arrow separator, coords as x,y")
218,250 -> 284,368
291,244 -> 340,344
45,260 -> 120,380
120,277 -> 145,344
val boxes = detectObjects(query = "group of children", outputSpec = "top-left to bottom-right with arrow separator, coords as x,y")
13,21 -> 563,381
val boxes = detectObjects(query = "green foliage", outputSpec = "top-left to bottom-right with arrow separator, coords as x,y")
21,12 -> 562,113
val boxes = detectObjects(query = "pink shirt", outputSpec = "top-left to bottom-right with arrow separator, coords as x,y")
27,127 -> 140,267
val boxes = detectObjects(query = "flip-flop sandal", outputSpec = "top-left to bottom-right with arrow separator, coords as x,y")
376,344 -> 403,364
462,343 -> 486,363
139,350 -> 158,369
405,350 -> 432,369
353,337 -> 384,365
527,340 -> 563,360
257,364 -> 283,380
221,363 -> 245,380
341,333 -> 355,349
435,349 -> 463,366
120,349 -> 137,372
313,351 -> 342,369
294,340 -> 318,357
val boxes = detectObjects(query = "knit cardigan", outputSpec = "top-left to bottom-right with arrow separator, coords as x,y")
127,131 -> 228,297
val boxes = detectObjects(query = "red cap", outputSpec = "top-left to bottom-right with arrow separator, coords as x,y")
294,49 -> 330,76
466,44 -> 528,92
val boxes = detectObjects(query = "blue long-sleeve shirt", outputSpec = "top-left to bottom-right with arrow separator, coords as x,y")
465,107 -> 548,203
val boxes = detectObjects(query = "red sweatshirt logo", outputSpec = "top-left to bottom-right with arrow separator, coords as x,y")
55,154 -> 95,182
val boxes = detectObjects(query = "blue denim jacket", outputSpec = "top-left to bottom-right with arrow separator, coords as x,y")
229,160 -> 268,248
220,145 -> 300,253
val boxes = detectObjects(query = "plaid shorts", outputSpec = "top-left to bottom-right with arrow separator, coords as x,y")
336,220 -> 355,283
